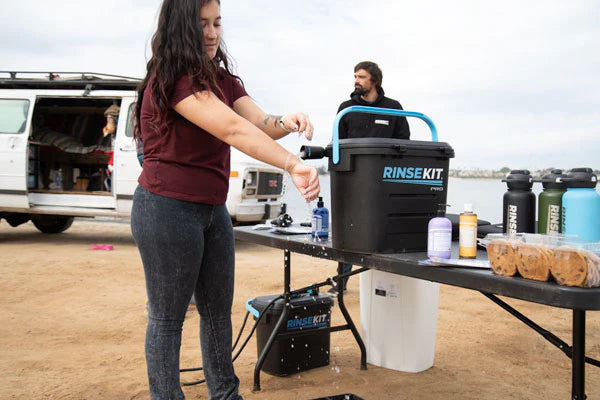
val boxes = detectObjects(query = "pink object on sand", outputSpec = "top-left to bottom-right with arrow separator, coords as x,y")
90,244 -> 114,251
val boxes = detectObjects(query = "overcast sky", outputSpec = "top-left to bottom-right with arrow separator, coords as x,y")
2,0 -> 599,170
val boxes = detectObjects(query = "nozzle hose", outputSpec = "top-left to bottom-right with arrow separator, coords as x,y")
299,145 -> 326,160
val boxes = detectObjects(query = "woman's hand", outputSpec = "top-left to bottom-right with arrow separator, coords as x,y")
285,155 -> 320,202
282,112 -> 314,141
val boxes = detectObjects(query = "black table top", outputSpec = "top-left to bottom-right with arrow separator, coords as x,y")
234,226 -> 600,311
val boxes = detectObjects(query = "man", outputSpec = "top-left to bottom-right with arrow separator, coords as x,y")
332,61 -> 410,295
337,61 -> 410,140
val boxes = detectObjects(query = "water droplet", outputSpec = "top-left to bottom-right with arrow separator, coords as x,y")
305,343 -> 308,348
291,344 -> 294,348
334,366 -> 340,373
335,346 -> 340,352
281,171 -> 291,197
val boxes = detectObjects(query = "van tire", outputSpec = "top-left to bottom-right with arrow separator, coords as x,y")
2,213 -> 31,227
32,215 -> 75,234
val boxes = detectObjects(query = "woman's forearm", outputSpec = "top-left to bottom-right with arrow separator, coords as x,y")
174,91 -> 293,170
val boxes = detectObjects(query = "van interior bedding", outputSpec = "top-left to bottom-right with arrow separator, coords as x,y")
28,98 -> 120,193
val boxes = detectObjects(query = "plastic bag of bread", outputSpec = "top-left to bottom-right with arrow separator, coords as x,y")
515,243 -> 553,281
487,238 -> 521,277
551,246 -> 600,288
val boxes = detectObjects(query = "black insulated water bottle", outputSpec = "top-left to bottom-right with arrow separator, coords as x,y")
502,170 -> 536,234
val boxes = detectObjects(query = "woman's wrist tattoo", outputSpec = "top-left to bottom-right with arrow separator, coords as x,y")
263,114 -> 283,129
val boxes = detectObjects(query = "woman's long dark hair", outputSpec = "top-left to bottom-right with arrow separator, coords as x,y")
134,0 -> 239,139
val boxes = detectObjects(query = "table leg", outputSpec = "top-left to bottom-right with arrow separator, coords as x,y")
572,309 -> 586,400
336,262 -> 367,370
252,250 -> 292,391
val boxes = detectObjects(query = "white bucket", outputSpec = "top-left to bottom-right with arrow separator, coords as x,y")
359,269 -> 439,372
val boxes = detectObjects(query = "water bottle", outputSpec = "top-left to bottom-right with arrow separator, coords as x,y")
537,169 -> 567,234
502,170 -> 535,234
562,168 -> 600,242
56,168 -> 64,191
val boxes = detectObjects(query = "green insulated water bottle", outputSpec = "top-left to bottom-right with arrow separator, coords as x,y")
538,169 -> 567,234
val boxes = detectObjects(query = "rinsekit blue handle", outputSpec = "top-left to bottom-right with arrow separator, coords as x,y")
332,106 -> 438,164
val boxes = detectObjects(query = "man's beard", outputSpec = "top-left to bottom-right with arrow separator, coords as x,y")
353,85 -> 368,96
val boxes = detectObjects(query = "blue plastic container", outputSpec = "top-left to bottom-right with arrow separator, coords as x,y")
562,168 -> 600,242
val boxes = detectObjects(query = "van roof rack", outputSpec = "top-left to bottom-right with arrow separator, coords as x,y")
0,71 -> 141,91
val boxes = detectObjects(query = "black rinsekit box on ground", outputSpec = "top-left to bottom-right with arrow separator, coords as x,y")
327,138 -> 454,253
250,293 -> 334,376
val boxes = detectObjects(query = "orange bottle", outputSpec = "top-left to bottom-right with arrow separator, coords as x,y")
459,203 -> 477,259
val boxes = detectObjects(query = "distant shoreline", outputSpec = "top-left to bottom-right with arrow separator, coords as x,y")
450,175 -> 501,180
450,168 -> 600,180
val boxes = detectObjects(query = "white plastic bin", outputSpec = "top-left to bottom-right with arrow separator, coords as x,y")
359,269 -> 439,372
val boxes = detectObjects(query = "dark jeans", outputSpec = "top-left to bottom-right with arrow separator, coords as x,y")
342,263 -> 352,289
131,185 -> 242,400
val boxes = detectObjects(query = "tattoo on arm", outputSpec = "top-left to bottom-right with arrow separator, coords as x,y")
263,114 -> 283,129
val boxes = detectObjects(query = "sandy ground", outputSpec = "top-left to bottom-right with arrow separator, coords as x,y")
1,219 -> 599,400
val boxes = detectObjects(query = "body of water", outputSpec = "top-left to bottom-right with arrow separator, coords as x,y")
282,176 -> 600,226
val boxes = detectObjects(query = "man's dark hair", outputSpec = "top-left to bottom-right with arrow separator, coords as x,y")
354,61 -> 382,90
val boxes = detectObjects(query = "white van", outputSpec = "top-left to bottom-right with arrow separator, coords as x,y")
0,71 -> 284,233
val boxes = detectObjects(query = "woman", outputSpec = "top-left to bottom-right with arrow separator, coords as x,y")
131,1 -> 320,399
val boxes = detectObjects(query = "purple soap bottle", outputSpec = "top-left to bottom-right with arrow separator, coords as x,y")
427,204 -> 452,259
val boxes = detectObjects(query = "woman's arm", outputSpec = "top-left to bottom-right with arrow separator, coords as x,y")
174,91 -> 319,201
233,96 -> 313,141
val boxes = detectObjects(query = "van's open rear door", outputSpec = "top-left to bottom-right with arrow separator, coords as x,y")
114,98 -> 142,214
0,95 -> 35,209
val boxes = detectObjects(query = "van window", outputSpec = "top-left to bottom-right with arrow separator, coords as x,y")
125,103 -> 135,137
0,99 -> 30,134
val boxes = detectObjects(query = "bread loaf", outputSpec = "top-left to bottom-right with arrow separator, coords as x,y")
551,246 -> 600,287
516,243 -> 551,281
487,239 -> 519,277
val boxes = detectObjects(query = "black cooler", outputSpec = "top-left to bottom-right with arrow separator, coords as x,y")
326,137 -> 454,253
248,293 -> 334,376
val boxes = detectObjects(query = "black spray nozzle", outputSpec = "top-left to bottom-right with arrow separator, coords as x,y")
317,196 -> 324,208
437,203 -> 450,216
299,145 -> 327,160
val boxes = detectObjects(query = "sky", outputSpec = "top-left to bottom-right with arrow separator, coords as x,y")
2,0 -> 599,170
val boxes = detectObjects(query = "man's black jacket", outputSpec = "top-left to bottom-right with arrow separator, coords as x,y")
337,87 -> 410,139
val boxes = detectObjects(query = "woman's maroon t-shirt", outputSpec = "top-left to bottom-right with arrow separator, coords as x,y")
138,73 -> 247,204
